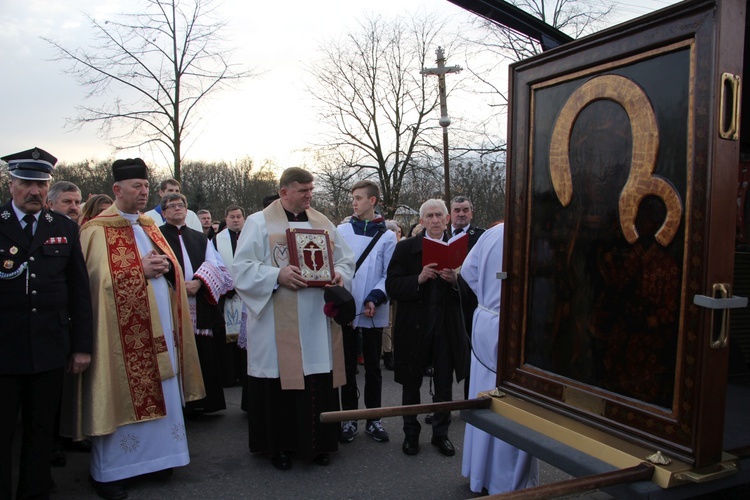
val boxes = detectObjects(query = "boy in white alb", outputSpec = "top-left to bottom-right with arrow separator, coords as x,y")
336,180 -> 397,443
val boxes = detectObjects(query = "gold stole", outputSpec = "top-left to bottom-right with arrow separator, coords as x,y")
263,200 -> 345,390
98,215 -> 188,420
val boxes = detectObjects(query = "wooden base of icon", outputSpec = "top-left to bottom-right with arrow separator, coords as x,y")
469,390 -> 739,490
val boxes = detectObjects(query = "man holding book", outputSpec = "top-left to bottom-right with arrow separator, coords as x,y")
385,198 -> 470,457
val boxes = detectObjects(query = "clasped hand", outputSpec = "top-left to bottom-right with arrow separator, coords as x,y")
142,250 -> 170,279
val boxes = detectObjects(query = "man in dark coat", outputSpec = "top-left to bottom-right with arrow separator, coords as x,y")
449,196 -> 485,250
0,147 -> 93,500
385,198 -> 469,458
159,193 -> 228,414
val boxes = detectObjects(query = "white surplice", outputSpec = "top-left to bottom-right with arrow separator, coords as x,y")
460,223 -> 539,494
90,212 -> 190,482
336,223 -> 397,328
175,228 -> 226,335
214,228 -> 246,343
230,212 -> 354,379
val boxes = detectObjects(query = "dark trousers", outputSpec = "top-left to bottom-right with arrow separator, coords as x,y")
341,326 -> 383,419
402,332 -> 453,438
247,373 -> 339,460
0,368 -> 63,500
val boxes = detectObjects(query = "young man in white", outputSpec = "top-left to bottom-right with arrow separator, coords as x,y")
337,180 -> 397,442
144,178 -> 202,232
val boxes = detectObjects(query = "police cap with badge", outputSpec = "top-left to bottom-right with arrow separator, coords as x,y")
1,146 -> 56,181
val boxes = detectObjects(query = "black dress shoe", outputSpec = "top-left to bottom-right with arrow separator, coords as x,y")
62,437 -> 92,452
50,442 -> 67,467
313,453 -> 330,466
431,435 -> 456,456
383,352 -> 394,371
402,435 -> 419,456
271,452 -> 292,470
90,476 -> 128,500
145,468 -> 173,480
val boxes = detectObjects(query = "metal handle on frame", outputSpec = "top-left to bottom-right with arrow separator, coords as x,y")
719,72 -> 741,141
693,284 -> 748,349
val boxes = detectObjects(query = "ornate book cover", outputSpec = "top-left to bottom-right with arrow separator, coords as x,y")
286,228 -> 334,286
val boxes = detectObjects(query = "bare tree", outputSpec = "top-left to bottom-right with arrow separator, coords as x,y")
308,13 -> 462,218
458,0 -> 618,126
43,0 -> 253,180
311,152 -> 360,224
451,156 -> 507,227
469,0 -> 615,61
180,158 -> 278,216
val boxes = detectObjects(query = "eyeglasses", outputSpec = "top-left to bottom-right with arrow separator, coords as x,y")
165,203 -> 186,210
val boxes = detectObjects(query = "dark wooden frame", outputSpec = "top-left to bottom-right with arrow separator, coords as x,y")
499,0 -> 745,467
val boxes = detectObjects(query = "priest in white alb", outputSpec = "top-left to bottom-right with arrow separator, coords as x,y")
231,167 -> 354,470
460,223 -> 539,494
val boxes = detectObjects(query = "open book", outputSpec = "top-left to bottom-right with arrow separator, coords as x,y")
422,232 -> 468,269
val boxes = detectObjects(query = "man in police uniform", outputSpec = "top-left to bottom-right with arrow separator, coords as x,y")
0,147 -> 93,500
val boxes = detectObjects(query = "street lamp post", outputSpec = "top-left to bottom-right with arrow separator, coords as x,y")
422,46 -> 462,206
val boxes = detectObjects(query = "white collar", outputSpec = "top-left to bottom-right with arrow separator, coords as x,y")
12,202 -> 39,222
424,232 -> 445,242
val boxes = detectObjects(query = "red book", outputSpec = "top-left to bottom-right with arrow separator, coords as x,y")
421,233 -> 468,269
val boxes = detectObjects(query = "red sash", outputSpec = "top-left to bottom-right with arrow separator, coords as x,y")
103,220 -> 183,421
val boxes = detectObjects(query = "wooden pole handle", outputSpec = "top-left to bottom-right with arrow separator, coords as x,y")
319,396 -> 492,423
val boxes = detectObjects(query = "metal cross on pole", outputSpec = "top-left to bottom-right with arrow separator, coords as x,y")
422,46 -> 462,206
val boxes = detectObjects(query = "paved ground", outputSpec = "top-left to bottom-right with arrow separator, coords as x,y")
13,366 -> 583,499
15,366 -> 750,499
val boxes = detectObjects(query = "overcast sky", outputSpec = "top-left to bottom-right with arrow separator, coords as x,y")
0,0 -> 678,169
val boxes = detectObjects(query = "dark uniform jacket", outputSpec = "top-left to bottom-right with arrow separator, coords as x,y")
385,233 -> 470,386
463,225 -> 486,251
0,202 -> 93,374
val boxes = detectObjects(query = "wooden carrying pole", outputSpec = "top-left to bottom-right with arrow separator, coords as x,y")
486,462 -> 655,499
319,396 -> 491,424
